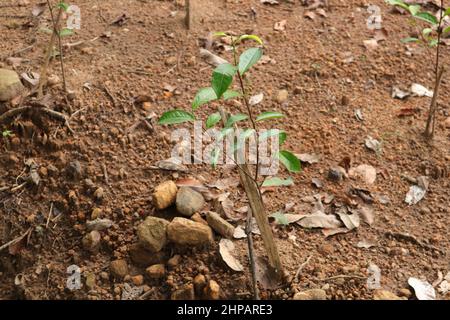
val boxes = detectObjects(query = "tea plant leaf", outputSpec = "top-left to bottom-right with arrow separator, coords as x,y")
212,63 -> 236,98
159,110 -> 195,125
59,28 -> 74,37
385,0 -> 409,10
206,112 -> 221,129
57,1 -> 69,11
40,27 -> 53,34
269,212 -> 290,226
237,34 -> 263,45
259,129 -> 287,145
445,8 -> 450,17
192,87 -> 217,110
256,111 -> 285,122
414,12 -> 438,25
225,114 -> 248,128
429,39 -> 439,47
223,90 -> 241,100
444,26 -> 450,34
277,150 -> 301,173
422,28 -> 433,37
408,4 -> 421,16
262,176 -> 294,187
401,37 -> 420,43
238,48 -> 263,75
213,31 -> 228,37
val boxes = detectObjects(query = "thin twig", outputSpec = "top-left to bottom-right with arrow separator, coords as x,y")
46,202 -> 53,229
0,227 -> 32,252
293,255 -> 313,283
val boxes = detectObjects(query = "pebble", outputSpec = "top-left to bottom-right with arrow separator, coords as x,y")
0,68 -> 24,101
275,89 -> 288,104
171,284 -> 195,300
128,243 -> 166,267
94,187 -> 104,201
176,187 -> 205,217
205,211 -> 235,238
167,217 -> 213,246
66,160 -> 83,181
82,230 -> 101,252
203,280 -> 220,300
146,264 -> 165,279
91,208 -> 102,220
165,56 -> 177,66
317,243 -> 334,255
398,288 -> 412,298
153,181 -> 178,210
167,254 -> 181,269
191,212 -> 208,225
444,117 -> 450,129
109,259 -> 129,279
85,273 -> 96,290
293,289 -> 327,300
47,74 -> 60,86
328,166 -> 345,182
194,274 -> 207,296
131,275 -> 144,286
137,216 -> 169,252
86,218 -> 113,231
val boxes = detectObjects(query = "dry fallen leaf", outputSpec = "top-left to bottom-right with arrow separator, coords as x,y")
296,153 -> 320,164
255,256 -> 280,290
363,39 -> 378,50
207,177 -> 240,190
408,277 -> 436,300
249,93 -> 264,106
304,11 -> 316,20
349,164 -> 377,185
365,136 -> 382,154
297,213 -> 343,229
410,83 -> 433,97
219,239 -> 244,272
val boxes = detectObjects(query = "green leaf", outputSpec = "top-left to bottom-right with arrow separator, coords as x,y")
210,147 -> 221,168
158,110 -> 195,125
277,150 -> 301,173
59,28 -> 74,37
57,2 -> 69,11
238,47 -> 263,75
225,114 -> 248,128
422,28 -> 433,36
429,39 -> 439,47
401,37 -> 420,43
236,34 -> 263,45
255,111 -> 285,122
445,8 -> 450,17
262,176 -> 294,187
192,87 -> 217,110
213,31 -> 228,38
206,112 -> 221,129
211,63 -> 236,98
259,129 -> 287,145
385,0 -> 409,10
443,26 -> 450,34
269,212 -> 290,226
2,130 -> 13,138
414,12 -> 438,25
408,4 -> 421,16
223,90 -> 241,100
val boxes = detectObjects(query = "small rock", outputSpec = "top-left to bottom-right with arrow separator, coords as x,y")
206,211 -> 235,238
398,288 -> 412,298
85,273 -> 96,290
153,181 -> 178,210
110,259 -> 129,279
171,284 -> 195,300
194,274 -> 207,296
94,187 -> 104,201
82,230 -> 101,252
128,243 -> 166,267
86,218 -> 113,231
176,187 -> 205,217
317,243 -> 334,255
191,212 -> 208,225
204,280 -> 220,300
47,74 -> 60,86
91,208 -> 102,219
137,216 -> 169,252
131,275 -> 144,286
165,56 -> 177,66
275,89 -> 288,104
146,264 -> 165,279
328,166 -> 345,182
293,289 -> 327,300
373,289 -> 403,300
167,217 -> 213,247
0,68 -> 24,101
167,254 -> 181,269
66,160 -> 83,180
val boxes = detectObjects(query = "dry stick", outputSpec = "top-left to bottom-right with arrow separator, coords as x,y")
185,0 -> 191,30
218,107 -> 283,280
46,0 -> 68,93
245,209 -> 260,300
0,227 -> 32,252
38,6 -> 63,98
293,255 -> 313,283
424,0 -> 445,139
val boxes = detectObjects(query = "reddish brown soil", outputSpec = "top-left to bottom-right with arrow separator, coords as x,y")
0,0 -> 449,300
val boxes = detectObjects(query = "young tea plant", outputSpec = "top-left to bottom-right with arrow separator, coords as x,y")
386,0 -> 449,140
159,33 -> 300,292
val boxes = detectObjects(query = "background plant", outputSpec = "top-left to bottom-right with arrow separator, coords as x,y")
386,0 -> 449,140
159,33 -> 300,296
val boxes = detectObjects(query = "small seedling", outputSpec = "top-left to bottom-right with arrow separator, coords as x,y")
386,0 -> 449,140
159,33 -> 300,296
2,130 -> 13,138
